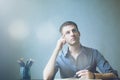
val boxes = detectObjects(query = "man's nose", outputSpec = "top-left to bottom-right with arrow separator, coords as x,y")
70,31 -> 74,35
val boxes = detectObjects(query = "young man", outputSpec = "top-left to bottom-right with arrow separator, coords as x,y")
43,21 -> 118,80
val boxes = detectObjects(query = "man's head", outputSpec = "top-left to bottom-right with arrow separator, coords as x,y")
59,21 -> 80,46
59,21 -> 79,34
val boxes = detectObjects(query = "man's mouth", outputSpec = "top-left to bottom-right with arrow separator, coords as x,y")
71,37 -> 76,41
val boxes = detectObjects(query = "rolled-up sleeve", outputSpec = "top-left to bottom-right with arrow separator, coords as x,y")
95,50 -> 118,76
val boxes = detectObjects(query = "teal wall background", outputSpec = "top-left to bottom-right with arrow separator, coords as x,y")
0,0 -> 120,79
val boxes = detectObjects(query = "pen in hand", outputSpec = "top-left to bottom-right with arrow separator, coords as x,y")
73,65 -> 91,78
73,74 -> 79,78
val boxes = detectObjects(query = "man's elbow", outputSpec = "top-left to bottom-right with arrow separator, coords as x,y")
113,73 -> 118,78
43,69 -> 53,80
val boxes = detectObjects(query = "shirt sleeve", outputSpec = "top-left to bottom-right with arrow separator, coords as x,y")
95,50 -> 118,77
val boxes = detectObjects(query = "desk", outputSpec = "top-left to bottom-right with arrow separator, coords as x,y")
55,78 -> 102,80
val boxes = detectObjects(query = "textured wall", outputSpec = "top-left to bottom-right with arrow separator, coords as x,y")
0,0 -> 120,79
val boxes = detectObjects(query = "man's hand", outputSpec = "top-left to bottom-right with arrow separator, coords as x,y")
76,70 -> 95,79
56,35 -> 66,51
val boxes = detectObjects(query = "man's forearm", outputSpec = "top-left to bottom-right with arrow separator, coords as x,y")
43,37 -> 66,80
94,73 -> 117,79
43,48 -> 60,80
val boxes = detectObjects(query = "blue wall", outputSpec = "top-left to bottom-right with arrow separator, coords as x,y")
0,0 -> 120,79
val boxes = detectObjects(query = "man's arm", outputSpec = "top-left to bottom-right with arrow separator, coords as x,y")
94,73 -> 117,79
94,50 -> 118,79
76,49 -> 118,79
43,47 -> 60,80
43,36 -> 66,80
76,70 -> 117,79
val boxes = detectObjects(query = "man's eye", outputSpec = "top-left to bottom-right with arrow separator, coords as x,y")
72,29 -> 78,32
66,31 -> 70,34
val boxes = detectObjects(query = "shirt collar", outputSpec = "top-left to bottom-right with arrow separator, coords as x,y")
62,44 -> 84,57
62,46 -> 69,57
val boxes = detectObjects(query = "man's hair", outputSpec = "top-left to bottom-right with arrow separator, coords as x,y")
59,21 -> 79,33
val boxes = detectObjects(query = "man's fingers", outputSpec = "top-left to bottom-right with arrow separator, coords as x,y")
62,34 -> 65,38
76,70 -> 88,74
76,70 -> 94,79
78,72 -> 86,77
76,70 -> 89,77
61,34 -> 66,44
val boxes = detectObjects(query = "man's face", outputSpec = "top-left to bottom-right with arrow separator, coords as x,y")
62,25 -> 80,46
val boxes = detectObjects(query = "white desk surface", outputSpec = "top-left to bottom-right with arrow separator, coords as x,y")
55,78 -> 102,80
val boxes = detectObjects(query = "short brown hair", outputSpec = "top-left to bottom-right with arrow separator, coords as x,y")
59,21 -> 79,33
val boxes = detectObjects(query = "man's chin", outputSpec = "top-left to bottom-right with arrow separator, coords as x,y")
69,41 -> 79,46
69,42 -> 77,46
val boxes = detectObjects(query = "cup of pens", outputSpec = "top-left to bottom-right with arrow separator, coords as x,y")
17,58 -> 34,80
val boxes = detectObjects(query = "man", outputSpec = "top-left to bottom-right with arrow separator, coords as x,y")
43,21 -> 118,80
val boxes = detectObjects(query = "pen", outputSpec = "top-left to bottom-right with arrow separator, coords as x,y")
73,74 -> 79,78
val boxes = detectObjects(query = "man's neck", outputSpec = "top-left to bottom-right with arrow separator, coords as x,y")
69,43 -> 82,55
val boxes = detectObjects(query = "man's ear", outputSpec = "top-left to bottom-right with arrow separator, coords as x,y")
78,31 -> 80,36
61,33 -> 64,37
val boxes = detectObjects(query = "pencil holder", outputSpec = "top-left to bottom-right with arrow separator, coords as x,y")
18,58 -> 34,80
